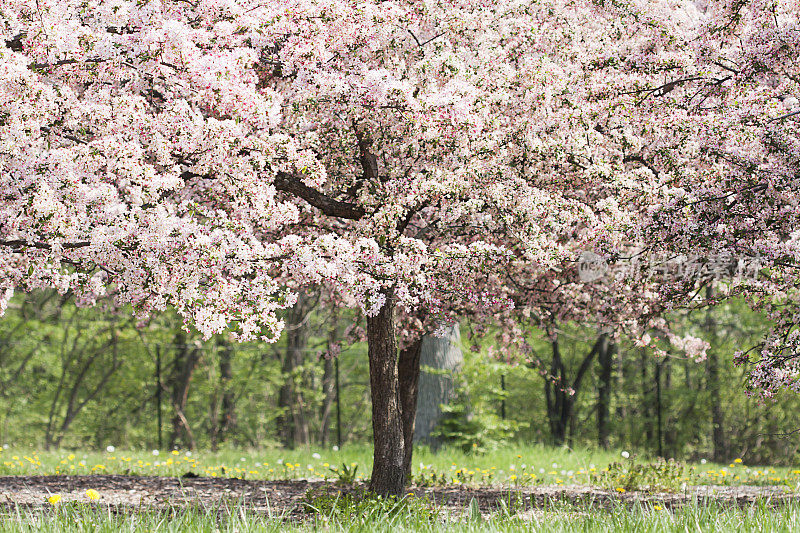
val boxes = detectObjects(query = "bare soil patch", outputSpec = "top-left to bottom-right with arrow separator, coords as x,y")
0,475 -> 795,515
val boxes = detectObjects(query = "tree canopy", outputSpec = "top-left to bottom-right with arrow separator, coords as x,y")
1,0 -> 798,494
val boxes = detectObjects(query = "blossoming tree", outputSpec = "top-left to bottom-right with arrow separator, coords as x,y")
608,0 -> 800,398
0,0 -> 737,495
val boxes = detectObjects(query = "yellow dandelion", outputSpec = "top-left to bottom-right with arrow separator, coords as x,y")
85,489 -> 100,500
47,494 -> 62,505
734,458 -> 743,463
616,488 -> 626,493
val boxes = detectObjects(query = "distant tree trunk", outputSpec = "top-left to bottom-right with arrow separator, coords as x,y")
367,290 -> 405,497
414,323 -> 463,441
706,286 -> 725,462
320,314 -> 338,446
641,347 -> 653,448
320,356 -> 335,446
616,346 -> 628,445
543,335 -> 568,445
277,293 -> 311,448
46,326 -> 122,448
655,359 -> 663,457
663,357 -> 675,457
597,334 -> 614,448
169,329 -> 200,450
210,339 -> 236,451
219,342 -> 236,436
208,367 -> 220,451
542,332 -> 603,446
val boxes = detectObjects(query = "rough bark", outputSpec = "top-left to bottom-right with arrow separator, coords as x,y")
398,338 -> 422,482
366,290 -> 405,496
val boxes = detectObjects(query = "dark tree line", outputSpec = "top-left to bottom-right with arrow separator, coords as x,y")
0,290 -> 797,466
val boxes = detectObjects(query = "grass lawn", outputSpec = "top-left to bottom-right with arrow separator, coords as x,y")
0,444 -> 798,531
2,498 -> 800,532
0,444 -> 796,488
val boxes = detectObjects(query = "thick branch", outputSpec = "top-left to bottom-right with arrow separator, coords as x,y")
770,108 -> 800,122
274,172 -> 365,220
0,239 -> 91,250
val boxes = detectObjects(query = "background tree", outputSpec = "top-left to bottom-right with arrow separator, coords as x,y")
414,324 -> 463,448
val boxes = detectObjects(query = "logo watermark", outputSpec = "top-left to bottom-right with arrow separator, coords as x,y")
578,251 -> 762,283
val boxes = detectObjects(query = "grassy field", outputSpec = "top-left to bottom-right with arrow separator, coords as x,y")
2,498 -> 800,532
0,444 -> 797,488
0,444 -> 798,531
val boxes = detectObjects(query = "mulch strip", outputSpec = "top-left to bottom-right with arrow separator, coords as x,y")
0,475 -> 795,516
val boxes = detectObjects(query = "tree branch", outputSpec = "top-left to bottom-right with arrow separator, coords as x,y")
274,172 -> 365,220
0,239 -> 91,250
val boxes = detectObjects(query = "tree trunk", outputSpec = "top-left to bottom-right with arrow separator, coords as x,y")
169,329 -> 200,450
366,290 -> 405,496
215,340 -> 236,448
663,357 -> 675,457
597,334 -> 614,449
706,286 -> 725,462
398,338 -> 422,482
640,347 -> 653,448
277,293 -> 311,448
208,369 -> 220,451
542,333 -> 602,446
320,316 -> 338,446
655,359 -> 663,458
616,346 -> 627,445
49,327 -> 121,448
544,335 -> 566,445
414,324 -> 463,446
209,339 -> 235,451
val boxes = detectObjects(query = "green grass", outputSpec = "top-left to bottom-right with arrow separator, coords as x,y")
0,445 -> 798,531
0,444 -> 797,488
2,499 -> 800,532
